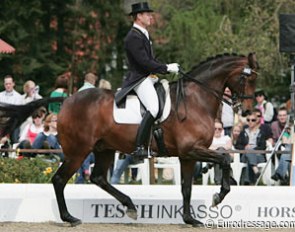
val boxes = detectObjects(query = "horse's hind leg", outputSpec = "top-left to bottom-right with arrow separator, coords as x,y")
52,159 -> 83,226
179,159 -> 204,227
90,149 -> 138,220
187,148 -> 231,208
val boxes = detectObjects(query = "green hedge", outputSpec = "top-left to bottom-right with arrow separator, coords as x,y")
0,156 -> 60,183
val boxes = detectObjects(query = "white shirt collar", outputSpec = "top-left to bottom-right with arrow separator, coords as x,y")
5,90 -> 14,96
133,23 -> 149,40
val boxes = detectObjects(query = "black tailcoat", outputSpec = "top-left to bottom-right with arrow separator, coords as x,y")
122,27 -> 167,88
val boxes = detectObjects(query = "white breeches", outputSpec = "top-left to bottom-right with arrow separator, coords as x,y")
134,76 -> 159,118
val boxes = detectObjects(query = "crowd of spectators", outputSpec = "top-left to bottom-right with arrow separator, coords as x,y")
195,88 -> 292,186
222,89 -> 292,185
0,73 -> 112,184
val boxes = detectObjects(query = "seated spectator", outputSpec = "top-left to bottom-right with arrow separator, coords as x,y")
75,152 -> 95,184
0,75 -> 22,105
111,153 -> 137,184
48,75 -> 68,114
202,120 -> 235,185
0,75 -> 23,144
78,72 -> 98,91
254,89 -> 275,125
17,108 -> 46,158
286,99 -> 291,114
235,111 -> 267,185
253,108 -> 273,145
231,124 -> 242,148
221,87 -> 234,136
193,161 -> 202,184
235,108 -> 250,129
20,80 -> 43,135
31,113 -> 64,161
0,136 -> 10,158
270,107 -> 290,184
98,79 -> 112,90
271,126 -> 292,185
21,80 -> 42,104
271,107 -> 288,144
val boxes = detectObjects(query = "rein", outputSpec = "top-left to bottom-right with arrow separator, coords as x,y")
175,77 -> 187,121
174,69 -> 226,121
179,69 -> 224,102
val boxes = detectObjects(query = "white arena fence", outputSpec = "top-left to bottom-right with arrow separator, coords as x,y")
0,146 -> 294,227
1,184 -> 295,228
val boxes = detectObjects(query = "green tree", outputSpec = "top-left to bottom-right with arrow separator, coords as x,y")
0,0 -> 127,93
151,0 -> 295,99
1,0 -> 295,100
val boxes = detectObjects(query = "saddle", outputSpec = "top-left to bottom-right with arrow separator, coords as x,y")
114,80 -> 170,156
115,81 -> 166,120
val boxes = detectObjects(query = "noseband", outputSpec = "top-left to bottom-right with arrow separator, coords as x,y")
230,67 -> 259,110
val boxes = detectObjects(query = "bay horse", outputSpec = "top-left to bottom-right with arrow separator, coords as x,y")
0,53 -> 258,227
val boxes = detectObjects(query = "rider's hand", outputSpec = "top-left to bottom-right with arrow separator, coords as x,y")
167,63 -> 180,74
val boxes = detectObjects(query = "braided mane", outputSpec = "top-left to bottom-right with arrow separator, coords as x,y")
188,53 -> 245,75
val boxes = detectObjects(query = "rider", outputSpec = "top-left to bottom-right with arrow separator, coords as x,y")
123,2 -> 180,157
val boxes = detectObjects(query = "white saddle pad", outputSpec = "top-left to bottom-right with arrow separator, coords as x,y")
113,79 -> 171,124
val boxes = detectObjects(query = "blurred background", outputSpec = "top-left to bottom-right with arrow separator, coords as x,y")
0,0 -> 294,105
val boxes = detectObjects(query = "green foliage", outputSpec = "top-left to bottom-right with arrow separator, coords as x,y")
151,0 -> 295,99
0,157 -> 59,183
0,0 -> 295,99
0,0 -> 127,93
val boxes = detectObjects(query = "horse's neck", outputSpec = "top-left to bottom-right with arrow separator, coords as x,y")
170,81 -> 221,120
190,83 -> 221,117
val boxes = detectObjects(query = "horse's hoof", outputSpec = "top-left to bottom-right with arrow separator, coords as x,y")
126,209 -> 138,220
192,222 -> 204,228
62,214 -> 82,227
211,192 -> 221,207
183,215 -> 203,227
70,219 -> 82,227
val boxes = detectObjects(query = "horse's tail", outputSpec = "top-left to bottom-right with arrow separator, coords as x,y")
0,97 -> 65,137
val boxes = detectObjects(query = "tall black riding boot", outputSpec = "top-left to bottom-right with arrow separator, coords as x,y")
134,111 -> 155,157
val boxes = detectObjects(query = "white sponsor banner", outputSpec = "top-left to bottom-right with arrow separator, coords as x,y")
1,184 -> 295,226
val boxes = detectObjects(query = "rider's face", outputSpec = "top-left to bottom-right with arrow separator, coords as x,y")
137,12 -> 153,28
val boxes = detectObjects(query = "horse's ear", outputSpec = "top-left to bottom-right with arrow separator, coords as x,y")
248,52 -> 259,70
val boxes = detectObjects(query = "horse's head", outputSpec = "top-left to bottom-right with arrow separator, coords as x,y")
225,53 -> 259,112
181,53 -> 259,116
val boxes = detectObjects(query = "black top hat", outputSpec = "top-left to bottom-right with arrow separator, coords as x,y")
129,2 -> 153,15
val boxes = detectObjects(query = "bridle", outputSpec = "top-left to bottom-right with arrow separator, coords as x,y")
225,67 -> 259,110
175,66 -> 258,120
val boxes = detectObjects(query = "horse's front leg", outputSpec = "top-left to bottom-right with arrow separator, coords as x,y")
180,158 -> 204,227
212,150 -> 231,207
